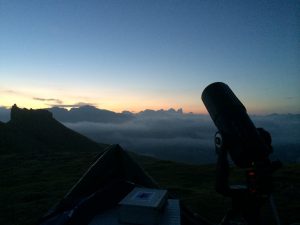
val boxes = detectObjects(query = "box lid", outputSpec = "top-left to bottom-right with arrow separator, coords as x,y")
119,187 -> 168,209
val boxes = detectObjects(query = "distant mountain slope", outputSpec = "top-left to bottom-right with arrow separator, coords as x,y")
0,107 -> 9,122
0,105 -> 106,153
48,105 -> 134,123
47,105 -> 186,123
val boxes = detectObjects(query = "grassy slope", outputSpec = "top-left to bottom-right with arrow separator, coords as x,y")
136,154 -> 300,224
1,150 -> 299,225
0,151 -> 100,225
134,154 -> 229,223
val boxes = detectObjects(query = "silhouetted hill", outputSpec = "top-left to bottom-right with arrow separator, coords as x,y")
0,105 -> 106,153
48,105 -> 134,123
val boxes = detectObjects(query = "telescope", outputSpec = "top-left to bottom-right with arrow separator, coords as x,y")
202,82 -> 272,168
202,82 -> 282,225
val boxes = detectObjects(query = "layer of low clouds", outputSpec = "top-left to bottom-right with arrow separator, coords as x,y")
64,113 -> 300,164
33,97 -> 59,102
33,97 -> 63,104
64,114 -> 216,164
48,102 -> 97,108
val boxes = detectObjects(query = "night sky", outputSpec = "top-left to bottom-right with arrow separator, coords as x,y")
1,0 -> 299,114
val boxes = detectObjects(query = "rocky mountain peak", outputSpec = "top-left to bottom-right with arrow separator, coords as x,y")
10,104 -> 53,124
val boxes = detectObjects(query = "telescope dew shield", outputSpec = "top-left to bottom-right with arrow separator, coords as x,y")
202,82 -> 271,168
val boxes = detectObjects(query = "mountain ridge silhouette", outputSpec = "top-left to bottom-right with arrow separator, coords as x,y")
0,105 -> 105,153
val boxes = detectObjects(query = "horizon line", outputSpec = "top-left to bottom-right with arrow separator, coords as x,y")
1,103 -> 300,116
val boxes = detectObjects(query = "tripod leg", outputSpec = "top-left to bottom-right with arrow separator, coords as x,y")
270,194 -> 281,225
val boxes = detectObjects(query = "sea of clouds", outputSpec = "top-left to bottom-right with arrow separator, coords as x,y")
64,113 -> 300,164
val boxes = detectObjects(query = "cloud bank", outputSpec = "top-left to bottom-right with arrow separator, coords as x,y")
33,97 -> 63,104
63,112 -> 300,164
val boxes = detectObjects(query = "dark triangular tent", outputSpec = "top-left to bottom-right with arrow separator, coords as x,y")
39,145 -> 212,225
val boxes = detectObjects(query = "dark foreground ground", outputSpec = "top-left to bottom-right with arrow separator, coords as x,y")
1,150 -> 299,225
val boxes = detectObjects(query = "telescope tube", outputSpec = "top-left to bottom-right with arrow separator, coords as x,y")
202,82 -> 271,168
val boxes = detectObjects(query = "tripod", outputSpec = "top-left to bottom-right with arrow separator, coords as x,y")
214,131 -> 281,225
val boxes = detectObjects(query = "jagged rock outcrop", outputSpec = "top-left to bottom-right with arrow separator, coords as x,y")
10,104 -> 53,126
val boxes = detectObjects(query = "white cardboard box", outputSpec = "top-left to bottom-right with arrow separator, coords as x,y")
119,187 -> 168,225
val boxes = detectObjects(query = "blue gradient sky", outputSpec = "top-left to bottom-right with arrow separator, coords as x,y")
1,0 -> 299,114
